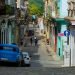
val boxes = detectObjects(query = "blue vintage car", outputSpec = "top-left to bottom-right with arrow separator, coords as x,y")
0,44 -> 23,66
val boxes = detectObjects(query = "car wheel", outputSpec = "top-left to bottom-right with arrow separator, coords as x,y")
27,64 -> 30,67
21,60 -> 25,67
17,61 -> 22,67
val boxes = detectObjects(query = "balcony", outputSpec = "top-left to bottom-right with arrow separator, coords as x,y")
0,4 -> 15,15
5,5 -> 15,15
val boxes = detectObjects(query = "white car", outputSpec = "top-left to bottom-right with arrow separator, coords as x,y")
22,52 -> 31,66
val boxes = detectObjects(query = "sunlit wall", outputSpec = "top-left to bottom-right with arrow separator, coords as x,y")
57,0 -> 68,18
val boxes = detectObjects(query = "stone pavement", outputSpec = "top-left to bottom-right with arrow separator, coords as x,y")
40,39 -> 63,67
19,36 -> 63,67
0,67 -> 75,75
46,45 -> 64,67
40,38 -> 61,61
46,45 -> 61,61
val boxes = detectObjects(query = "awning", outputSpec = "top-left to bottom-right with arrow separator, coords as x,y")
51,18 -> 70,25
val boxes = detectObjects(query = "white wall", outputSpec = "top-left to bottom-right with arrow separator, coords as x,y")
70,30 -> 75,66
38,18 -> 44,30
17,0 -> 24,8
16,0 -> 20,8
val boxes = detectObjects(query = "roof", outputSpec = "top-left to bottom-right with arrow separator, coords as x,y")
0,44 -> 18,48
22,52 -> 29,54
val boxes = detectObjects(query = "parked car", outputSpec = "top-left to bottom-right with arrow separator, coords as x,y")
0,44 -> 23,66
11,43 -> 17,45
22,52 -> 31,66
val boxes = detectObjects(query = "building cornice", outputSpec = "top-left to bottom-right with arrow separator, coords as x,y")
65,16 -> 75,21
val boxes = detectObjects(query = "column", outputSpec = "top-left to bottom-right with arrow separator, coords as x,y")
1,30 -> 2,44
5,29 -> 6,44
8,26 -> 11,44
3,30 -> 4,44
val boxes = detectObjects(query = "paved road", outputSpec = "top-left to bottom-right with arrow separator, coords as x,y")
1,40 -> 75,75
0,24 -> 75,75
0,45 -> 75,75
22,38 -> 63,67
0,67 -> 75,75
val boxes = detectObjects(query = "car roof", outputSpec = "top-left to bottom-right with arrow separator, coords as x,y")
22,52 -> 29,55
0,44 -> 18,48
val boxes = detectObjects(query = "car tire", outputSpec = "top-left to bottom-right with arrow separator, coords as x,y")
17,61 -> 22,67
28,64 -> 30,67
27,64 -> 30,67
21,60 -> 25,67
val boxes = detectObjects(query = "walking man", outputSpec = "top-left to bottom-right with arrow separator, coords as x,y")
34,36 -> 38,46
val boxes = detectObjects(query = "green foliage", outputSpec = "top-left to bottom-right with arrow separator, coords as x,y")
28,0 -> 44,16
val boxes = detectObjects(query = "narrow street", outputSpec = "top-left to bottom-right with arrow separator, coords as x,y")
21,23 -> 63,67
0,0 -> 75,75
23,39 -> 63,67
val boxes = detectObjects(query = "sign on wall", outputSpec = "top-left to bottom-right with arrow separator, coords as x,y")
64,30 -> 70,37
58,33 -> 64,36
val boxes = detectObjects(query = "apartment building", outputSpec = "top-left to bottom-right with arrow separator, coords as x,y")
0,0 -> 16,44
66,0 -> 75,66
67,0 -> 75,17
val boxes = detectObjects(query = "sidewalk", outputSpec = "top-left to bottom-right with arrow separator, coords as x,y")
46,45 -> 63,62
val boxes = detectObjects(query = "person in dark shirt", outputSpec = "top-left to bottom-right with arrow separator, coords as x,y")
30,37 -> 33,45
34,37 -> 38,46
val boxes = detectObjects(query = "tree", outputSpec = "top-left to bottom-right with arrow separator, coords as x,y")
28,0 -> 44,16
28,4 -> 39,15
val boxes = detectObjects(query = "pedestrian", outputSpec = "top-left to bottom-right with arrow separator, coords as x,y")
30,37 -> 33,45
20,39 -> 23,46
34,36 -> 38,46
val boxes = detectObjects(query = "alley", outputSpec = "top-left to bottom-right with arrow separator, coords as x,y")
1,0 -> 75,74
22,37 -> 63,67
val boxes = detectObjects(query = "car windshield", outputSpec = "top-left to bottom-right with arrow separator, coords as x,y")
23,53 -> 29,57
0,46 -> 17,52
